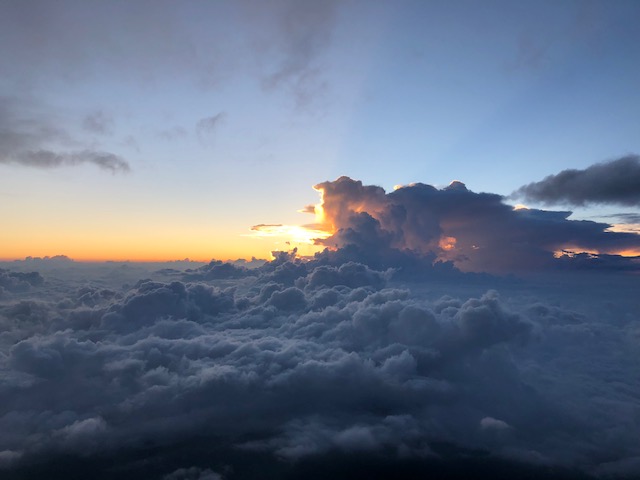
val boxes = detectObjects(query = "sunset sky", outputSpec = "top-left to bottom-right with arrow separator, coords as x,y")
2,0 -> 640,262
3,3 -> 640,479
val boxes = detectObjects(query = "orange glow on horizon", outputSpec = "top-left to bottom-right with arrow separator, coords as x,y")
553,247 -> 640,259
614,248 -> 640,257
0,228 -> 278,263
606,223 -> 640,234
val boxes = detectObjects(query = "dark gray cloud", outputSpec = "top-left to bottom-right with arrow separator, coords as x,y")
12,149 -> 130,173
513,156 -> 640,206
613,213 -> 640,224
0,256 -> 638,478
313,177 -> 640,274
0,96 -> 130,173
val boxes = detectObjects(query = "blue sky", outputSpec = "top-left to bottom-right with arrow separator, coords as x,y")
1,0 -> 639,260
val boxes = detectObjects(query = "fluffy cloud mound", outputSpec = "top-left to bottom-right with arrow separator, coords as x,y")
312,176 -> 640,273
0,269 -> 44,295
0,258 -> 639,479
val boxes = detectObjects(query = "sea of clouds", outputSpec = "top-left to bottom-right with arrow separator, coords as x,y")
1,247 -> 639,479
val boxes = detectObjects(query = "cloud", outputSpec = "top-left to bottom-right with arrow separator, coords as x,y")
82,110 -> 114,135
513,156 -> 640,206
0,255 -> 639,478
311,177 -> 640,274
164,467 -> 223,480
0,96 -> 130,173
0,269 -> 44,293
196,113 -> 227,142
158,126 -> 189,141
12,149 -> 130,173
249,0 -> 340,108
612,213 -> 640,224
0,1 -> 225,88
0,1 -> 342,109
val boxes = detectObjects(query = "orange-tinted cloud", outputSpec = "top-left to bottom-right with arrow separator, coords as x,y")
309,176 -> 640,273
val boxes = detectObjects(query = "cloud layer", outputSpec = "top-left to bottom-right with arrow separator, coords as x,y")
0,254 -> 639,478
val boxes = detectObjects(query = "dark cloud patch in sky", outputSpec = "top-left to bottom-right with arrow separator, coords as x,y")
12,149 -> 130,173
196,112 -> 227,142
0,96 -> 130,173
613,213 -> 640,224
513,156 -> 640,206
313,177 -> 640,274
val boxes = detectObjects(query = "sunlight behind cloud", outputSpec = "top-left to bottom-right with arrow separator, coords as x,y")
247,223 -> 332,257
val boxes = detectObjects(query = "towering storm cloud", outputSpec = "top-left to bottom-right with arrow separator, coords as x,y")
311,176 -> 640,273
513,156 -> 640,206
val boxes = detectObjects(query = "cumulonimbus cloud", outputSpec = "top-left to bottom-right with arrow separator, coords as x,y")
311,176 -> 640,273
512,155 -> 640,206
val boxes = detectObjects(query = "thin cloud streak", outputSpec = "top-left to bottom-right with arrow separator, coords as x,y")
12,149 -> 130,173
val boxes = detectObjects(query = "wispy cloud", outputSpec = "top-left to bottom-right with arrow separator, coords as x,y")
14,149 -> 130,173
82,110 -> 114,135
196,112 -> 227,141
0,96 -> 130,173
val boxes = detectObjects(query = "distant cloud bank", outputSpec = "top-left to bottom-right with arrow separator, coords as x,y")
513,155 -> 640,206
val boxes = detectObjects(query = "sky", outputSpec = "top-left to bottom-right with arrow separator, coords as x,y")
2,3 -> 640,478
1,0 -> 640,261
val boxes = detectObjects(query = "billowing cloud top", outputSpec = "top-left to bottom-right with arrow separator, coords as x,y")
513,155 -> 640,206
311,176 -> 640,273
